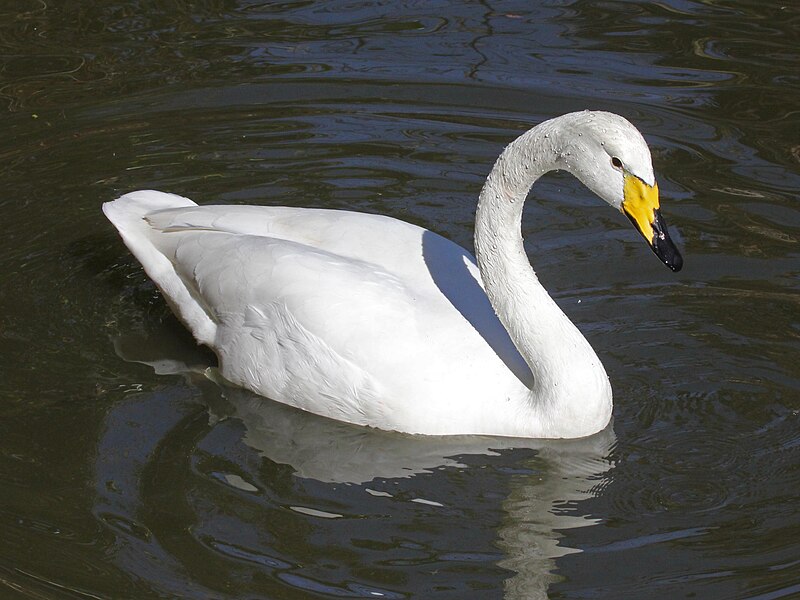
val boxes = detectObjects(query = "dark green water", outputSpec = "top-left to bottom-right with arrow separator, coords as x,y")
1,1 -> 799,598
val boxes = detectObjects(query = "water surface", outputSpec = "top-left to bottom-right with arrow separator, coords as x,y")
1,1 -> 799,598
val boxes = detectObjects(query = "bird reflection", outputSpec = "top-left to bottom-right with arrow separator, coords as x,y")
107,323 -> 615,599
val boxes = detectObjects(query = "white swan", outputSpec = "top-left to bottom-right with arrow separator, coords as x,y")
104,111 -> 682,438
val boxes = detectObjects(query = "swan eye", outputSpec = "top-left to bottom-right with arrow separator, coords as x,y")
611,156 -> 623,170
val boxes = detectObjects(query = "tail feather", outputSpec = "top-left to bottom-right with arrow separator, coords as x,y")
103,190 -> 217,346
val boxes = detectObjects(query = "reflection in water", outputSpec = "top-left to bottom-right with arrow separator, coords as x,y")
498,434 -> 613,599
100,328 -> 614,598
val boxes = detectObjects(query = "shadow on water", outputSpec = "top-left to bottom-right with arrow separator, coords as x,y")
100,323 -> 614,598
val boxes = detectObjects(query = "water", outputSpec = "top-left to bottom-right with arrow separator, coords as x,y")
1,1 -> 798,598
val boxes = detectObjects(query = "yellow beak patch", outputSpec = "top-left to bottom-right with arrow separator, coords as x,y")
622,173 -> 660,243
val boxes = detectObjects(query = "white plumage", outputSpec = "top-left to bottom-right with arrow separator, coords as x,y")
104,111 -> 681,438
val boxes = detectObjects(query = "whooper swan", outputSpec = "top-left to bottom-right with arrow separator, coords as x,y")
104,111 -> 682,438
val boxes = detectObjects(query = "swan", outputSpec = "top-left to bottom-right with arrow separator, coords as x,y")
104,110 -> 682,439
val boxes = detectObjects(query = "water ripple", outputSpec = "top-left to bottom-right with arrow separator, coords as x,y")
2,1 -> 799,597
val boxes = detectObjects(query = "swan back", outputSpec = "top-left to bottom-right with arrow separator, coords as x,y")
104,191 -> 536,435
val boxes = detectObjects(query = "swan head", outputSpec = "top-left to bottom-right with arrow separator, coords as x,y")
556,111 -> 683,272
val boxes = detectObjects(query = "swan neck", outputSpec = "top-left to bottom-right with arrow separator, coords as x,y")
474,119 -> 610,426
474,124 -> 560,385
475,122 -> 563,254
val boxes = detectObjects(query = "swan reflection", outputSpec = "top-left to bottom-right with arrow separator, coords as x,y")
100,328 -> 614,598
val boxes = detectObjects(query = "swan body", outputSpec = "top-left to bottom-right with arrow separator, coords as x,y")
104,111 -> 682,438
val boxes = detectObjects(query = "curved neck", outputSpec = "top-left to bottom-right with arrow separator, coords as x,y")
474,119 -> 610,431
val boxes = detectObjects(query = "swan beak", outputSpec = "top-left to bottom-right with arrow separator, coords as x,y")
622,174 -> 683,272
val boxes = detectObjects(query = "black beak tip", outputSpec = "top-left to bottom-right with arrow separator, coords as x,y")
652,232 -> 683,272
651,209 -> 683,273
666,248 -> 683,272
